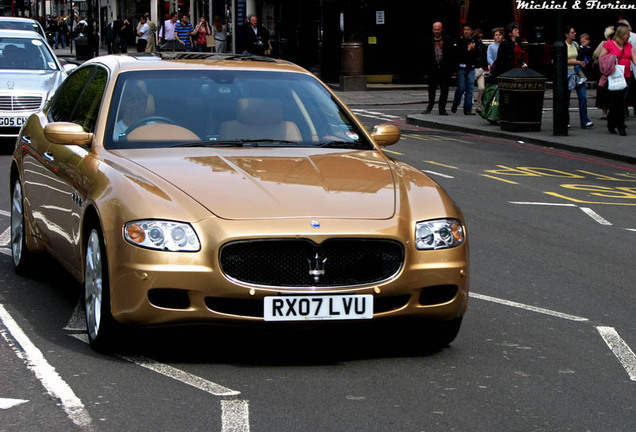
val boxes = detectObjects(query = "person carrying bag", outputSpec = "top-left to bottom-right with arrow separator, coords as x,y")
598,25 -> 636,136
193,17 -> 211,52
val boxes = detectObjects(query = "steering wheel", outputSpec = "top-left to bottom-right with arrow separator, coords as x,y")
124,116 -> 179,137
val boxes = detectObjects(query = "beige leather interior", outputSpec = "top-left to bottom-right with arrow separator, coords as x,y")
127,123 -> 201,141
219,98 -> 302,142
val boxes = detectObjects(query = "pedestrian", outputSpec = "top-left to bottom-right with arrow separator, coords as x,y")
240,14 -> 272,56
175,14 -> 194,52
574,33 -> 592,85
212,15 -> 228,53
422,21 -> 454,115
158,12 -> 178,51
491,22 -> 527,78
193,17 -> 212,52
473,28 -> 487,114
57,16 -> 68,49
598,24 -> 636,136
487,27 -> 504,77
617,19 -> 636,117
593,25 -> 615,119
565,25 -> 594,129
451,23 -> 478,115
144,13 -> 157,53
119,18 -> 133,53
136,16 -> 150,53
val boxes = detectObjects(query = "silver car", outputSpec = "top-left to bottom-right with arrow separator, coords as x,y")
0,29 -> 74,140
0,17 -> 46,38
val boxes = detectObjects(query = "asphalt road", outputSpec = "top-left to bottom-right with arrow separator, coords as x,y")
1,109 -> 635,431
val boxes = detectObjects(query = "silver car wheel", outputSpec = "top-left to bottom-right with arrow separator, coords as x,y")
85,229 -> 103,341
11,180 -> 24,268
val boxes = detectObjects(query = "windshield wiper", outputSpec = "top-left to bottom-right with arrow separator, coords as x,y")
317,141 -> 363,148
170,139 -> 299,148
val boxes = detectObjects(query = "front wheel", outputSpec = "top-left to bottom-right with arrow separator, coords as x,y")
84,227 -> 118,351
11,179 -> 33,274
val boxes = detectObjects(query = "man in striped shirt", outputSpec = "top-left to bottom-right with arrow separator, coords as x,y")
175,14 -> 194,52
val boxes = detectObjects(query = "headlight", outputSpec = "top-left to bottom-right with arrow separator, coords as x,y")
415,219 -> 465,250
124,220 -> 200,252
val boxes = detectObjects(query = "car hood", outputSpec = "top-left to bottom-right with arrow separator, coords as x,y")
125,149 -> 397,220
0,70 -> 65,99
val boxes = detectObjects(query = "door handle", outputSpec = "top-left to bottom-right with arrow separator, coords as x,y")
43,152 -> 54,162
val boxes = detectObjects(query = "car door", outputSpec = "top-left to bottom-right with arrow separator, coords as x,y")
35,65 -> 107,271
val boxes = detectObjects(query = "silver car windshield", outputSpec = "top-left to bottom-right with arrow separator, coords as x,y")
0,37 -> 58,71
105,70 -> 373,150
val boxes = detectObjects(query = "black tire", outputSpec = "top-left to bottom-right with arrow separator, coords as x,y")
11,179 -> 34,275
429,317 -> 463,348
84,226 -> 119,352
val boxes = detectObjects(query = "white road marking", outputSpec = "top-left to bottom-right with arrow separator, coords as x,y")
0,398 -> 29,409
509,202 -> 578,207
121,355 -> 241,397
0,209 -> 9,217
625,228 -> 636,232
222,400 -> 251,432
351,109 -> 400,121
0,227 -> 11,247
423,170 -> 455,179
580,207 -> 613,225
70,325 -> 250,431
0,304 -> 94,430
470,292 -> 589,322
596,326 -> 636,381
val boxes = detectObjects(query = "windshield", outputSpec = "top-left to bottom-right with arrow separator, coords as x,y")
105,70 -> 373,150
0,37 -> 58,71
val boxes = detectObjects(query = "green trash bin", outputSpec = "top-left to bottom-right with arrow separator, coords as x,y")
497,68 -> 547,132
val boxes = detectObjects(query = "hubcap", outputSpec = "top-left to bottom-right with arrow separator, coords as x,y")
11,181 -> 24,267
85,230 -> 103,340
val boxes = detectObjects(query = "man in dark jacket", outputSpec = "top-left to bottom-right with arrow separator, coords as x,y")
423,21 -> 455,115
240,14 -> 272,56
451,23 -> 479,115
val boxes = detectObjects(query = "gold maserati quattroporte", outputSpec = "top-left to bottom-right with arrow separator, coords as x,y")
10,53 -> 469,351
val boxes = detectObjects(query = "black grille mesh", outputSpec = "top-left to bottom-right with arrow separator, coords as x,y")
220,239 -> 404,287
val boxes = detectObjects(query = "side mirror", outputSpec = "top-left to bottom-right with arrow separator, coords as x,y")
44,122 -> 93,146
371,124 -> 401,147
62,63 -> 78,74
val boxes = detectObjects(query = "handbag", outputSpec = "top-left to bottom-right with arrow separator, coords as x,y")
206,35 -> 215,48
608,64 -> 627,91
480,84 -> 500,124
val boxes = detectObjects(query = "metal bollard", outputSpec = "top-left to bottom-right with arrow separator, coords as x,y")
553,40 -> 568,136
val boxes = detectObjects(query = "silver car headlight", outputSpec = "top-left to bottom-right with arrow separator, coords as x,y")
415,219 -> 465,250
124,220 -> 200,252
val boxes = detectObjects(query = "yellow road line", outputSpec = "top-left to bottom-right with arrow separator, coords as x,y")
382,148 -> 403,155
544,192 -> 636,206
424,160 -> 458,169
480,174 -> 519,184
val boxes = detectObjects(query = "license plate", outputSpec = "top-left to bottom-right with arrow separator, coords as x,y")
0,116 -> 27,127
264,294 -> 373,322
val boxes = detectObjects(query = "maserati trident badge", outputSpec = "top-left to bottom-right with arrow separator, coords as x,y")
310,220 -> 320,228
308,253 -> 327,283
7,81 -> 15,90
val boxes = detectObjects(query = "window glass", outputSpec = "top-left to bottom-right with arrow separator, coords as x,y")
49,66 -> 94,122
70,67 -> 107,132
0,37 -> 58,70
105,70 -> 371,150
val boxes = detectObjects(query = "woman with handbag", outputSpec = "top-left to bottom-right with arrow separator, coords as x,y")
193,17 -> 212,52
599,25 -> 636,136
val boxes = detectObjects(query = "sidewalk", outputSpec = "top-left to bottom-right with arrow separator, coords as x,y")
332,86 -> 636,165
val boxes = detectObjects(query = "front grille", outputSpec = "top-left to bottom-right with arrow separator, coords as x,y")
0,95 -> 43,111
220,239 -> 404,287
